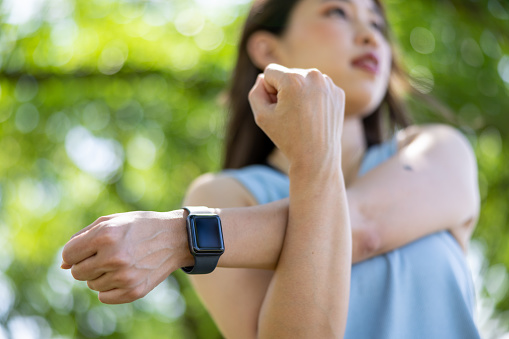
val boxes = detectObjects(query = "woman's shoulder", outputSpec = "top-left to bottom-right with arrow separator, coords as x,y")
394,123 -> 469,152
183,172 -> 258,208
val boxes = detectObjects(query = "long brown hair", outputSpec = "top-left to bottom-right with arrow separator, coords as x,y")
223,0 -> 413,169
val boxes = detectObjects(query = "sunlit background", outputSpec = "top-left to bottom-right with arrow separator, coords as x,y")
0,0 -> 508,338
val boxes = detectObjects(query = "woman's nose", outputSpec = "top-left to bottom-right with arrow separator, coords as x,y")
354,23 -> 379,48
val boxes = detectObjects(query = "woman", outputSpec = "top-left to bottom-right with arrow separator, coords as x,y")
62,0 -> 481,337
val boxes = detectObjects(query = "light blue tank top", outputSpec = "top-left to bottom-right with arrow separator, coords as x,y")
224,136 -> 480,339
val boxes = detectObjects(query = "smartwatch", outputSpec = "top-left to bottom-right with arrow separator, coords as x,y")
181,206 -> 225,274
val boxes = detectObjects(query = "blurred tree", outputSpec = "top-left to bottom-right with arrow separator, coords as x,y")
0,0 -> 507,338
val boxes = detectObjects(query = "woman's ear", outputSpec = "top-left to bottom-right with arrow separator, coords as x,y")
247,31 -> 281,70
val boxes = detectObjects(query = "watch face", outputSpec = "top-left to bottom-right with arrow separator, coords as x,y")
188,215 -> 225,254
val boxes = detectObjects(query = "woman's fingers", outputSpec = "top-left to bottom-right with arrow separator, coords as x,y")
261,75 -> 278,104
248,75 -> 274,117
70,254 -> 106,281
61,215 -> 119,268
86,273 -> 110,291
98,284 -> 148,305
61,227 -> 99,268
263,63 -> 297,92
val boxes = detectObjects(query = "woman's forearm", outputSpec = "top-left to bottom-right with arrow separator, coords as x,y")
214,195 -> 369,269
214,199 -> 288,270
257,163 -> 351,337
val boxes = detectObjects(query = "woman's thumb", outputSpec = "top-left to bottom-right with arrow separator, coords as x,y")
248,74 -> 275,113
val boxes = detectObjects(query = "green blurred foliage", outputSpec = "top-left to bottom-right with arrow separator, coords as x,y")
0,0 -> 508,338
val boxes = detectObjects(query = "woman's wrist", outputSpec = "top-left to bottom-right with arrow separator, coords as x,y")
289,154 -> 343,181
163,210 -> 195,269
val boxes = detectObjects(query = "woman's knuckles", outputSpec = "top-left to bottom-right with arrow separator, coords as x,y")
305,68 -> 324,82
87,280 -> 104,292
281,72 -> 306,91
114,271 -> 140,287
124,284 -> 147,302
71,267 -> 86,281
106,252 -> 131,269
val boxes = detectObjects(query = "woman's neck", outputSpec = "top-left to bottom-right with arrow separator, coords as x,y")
267,117 -> 367,186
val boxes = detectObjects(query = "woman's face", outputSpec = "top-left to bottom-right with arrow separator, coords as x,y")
274,0 -> 392,117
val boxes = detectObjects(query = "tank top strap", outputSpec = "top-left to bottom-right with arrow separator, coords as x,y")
358,134 -> 399,177
223,165 -> 289,205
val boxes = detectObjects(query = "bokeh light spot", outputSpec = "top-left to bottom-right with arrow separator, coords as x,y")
0,274 -> 15,320
485,264 -> 509,301
410,27 -> 435,54
45,111 -> 71,142
488,0 -> 509,20
116,100 -> 144,130
76,27 -> 99,57
98,43 -> 128,75
45,0 -> 75,23
65,126 -> 124,181
86,307 -> 117,336
194,23 -> 224,51
194,0 -> 241,27
82,100 -> 110,131
479,127 -> 502,159
498,55 -> 509,84
480,30 -> 502,59
127,135 -> 157,170
50,18 -> 78,47
18,178 -> 61,214
68,172 -> 103,206
15,103 -> 39,133
134,277 -> 186,322
8,315 -> 51,339
49,44 -> 74,67
143,2 -> 175,27
14,75 -> 38,102
461,38 -> 484,67
175,8 -> 205,36
169,43 -> 199,71
441,25 -> 455,44
1,0 -> 44,25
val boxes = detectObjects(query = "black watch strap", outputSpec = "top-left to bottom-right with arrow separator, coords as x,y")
182,206 -> 223,275
181,255 -> 221,274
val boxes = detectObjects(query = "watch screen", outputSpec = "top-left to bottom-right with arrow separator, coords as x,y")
194,216 -> 223,249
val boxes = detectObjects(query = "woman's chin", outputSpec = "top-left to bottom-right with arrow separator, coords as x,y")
344,97 -> 383,118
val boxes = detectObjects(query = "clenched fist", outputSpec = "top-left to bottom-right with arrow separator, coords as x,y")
248,63 -> 345,172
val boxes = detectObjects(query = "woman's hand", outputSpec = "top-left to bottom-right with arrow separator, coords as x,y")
61,210 -> 192,304
248,63 -> 346,171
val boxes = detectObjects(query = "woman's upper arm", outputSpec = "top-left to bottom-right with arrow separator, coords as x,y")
348,123 -> 480,257
409,124 -> 480,249
182,173 -> 273,339
423,124 -> 480,250
183,172 -> 257,208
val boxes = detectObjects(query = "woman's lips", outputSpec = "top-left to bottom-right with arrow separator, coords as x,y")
352,52 -> 380,75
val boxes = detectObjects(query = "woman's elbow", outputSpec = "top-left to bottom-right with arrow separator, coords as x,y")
352,226 -> 381,263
